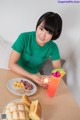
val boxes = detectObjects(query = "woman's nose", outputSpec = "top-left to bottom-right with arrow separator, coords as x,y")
42,31 -> 46,38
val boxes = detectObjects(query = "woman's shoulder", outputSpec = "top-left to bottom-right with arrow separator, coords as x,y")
20,31 -> 35,37
49,41 -> 58,48
17,31 -> 36,44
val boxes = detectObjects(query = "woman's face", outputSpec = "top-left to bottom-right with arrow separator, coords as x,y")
36,22 -> 53,46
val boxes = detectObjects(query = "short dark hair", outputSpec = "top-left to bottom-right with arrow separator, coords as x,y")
36,12 -> 62,40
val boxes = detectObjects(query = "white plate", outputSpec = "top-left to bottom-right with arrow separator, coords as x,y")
7,77 -> 37,96
3,99 -> 43,120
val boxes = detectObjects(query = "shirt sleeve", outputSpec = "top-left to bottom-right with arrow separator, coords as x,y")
11,33 -> 25,54
51,43 -> 60,61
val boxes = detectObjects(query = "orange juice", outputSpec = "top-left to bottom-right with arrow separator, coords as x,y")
46,75 -> 61,97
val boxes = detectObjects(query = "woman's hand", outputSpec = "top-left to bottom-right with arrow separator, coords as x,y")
31,74 -> 48,88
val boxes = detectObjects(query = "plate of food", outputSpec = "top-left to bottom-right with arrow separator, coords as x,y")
7,77 -> 37,96
3,95 -> 43,120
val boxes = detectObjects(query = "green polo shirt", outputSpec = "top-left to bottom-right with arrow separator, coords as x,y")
12,31 -> 60,73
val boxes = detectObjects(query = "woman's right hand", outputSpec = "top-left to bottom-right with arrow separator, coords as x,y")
31,74 -> 47,88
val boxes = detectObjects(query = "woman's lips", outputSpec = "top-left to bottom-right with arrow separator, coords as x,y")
39,37 -> 45,41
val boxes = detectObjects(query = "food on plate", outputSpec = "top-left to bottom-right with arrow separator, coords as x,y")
20,80 -> 34,90
22,95 -> 42,120
52,68 -> 65,78
13,80 -> 33,90
5,101 -> 30,120
29,100 -> 42,120
22,95 -> 31,107
13,79 -> 34,95
13,81 -> 24,88
4,95 -> 42,120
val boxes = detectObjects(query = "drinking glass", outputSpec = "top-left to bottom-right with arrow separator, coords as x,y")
46,75 -> 61,97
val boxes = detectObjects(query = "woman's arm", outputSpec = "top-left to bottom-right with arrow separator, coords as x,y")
52,59 -> 61,69
8,50 -> 33,79
8,50 -> 46,86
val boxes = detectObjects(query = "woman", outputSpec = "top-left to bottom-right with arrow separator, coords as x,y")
8,11 -> 62,87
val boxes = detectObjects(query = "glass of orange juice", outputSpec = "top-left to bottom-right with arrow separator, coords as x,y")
46,68 -> 65,97
46,75 -> 61,97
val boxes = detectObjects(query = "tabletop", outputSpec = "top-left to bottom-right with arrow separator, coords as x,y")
0,68 -> 80,120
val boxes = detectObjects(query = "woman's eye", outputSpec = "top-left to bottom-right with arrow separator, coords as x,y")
47,31 -> 53,35
40,27 -> 44,31
40,28 -> 43,30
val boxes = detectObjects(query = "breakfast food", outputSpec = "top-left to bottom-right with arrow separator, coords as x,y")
13,80 -> 33,90
52,68 -> 65,78
20,80 -> 34,90
13,81 -> 24,88
4,95 -> 42,120
22,95 -> 42,120
29,100 -> 42,120
22,95 -> 31,107
13,79 -> 34,95
5,102 -> 30,120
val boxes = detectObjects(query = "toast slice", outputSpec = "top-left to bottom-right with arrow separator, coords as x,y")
29,100 -> 42,120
